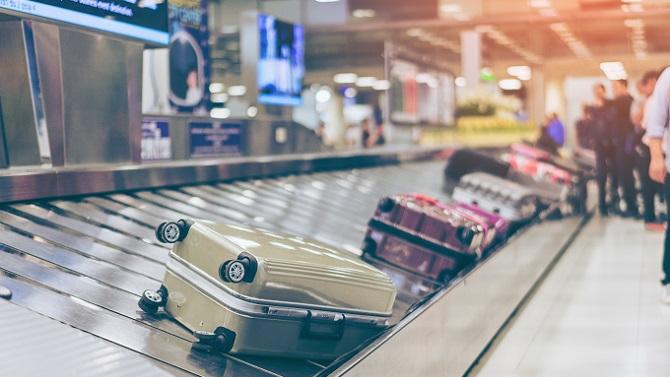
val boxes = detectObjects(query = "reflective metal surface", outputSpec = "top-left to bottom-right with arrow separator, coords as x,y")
332,215 -> 589,377
0,159 -> 447,376
0,146 -> 443,203
0,152 -> 588,376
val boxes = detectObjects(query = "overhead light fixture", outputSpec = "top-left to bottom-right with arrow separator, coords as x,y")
334,73 -> 358,84
210,108 -> 231,119
440,3 -> 462,13
209,83 -> 225,93
211,93 -> 229,103
373,80 -> 391,91
246,106 -> 259,118
315,87 -> 332,103
600,61 -> 627,80
508,65 -> 532,81
499,79 -> 522,91
314,0 -> 339,2
455,77 -> 467,87
356,76 -> 377,87
227,85 -> 247,97
528,0 -> 551,8
352,9 -> 375,18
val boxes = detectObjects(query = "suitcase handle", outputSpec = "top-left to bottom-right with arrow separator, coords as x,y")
411,194 -> 438,205
301,311 -> 345,341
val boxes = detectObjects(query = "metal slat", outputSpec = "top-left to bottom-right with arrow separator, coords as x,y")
0,211 -> 165,279
0,300 -> 188,377
85,196 -> 168,228
11,204 -> 168,263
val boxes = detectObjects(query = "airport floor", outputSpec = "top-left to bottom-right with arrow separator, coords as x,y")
473,215 -> 670,377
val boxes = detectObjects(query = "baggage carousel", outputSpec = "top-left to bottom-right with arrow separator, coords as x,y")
0,148 -> 590,376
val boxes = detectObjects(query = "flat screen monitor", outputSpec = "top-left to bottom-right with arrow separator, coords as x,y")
0,0 -> 168,45
257,14 -> 304,106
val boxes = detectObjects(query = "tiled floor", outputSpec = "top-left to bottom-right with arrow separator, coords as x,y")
473,216 -> 670,377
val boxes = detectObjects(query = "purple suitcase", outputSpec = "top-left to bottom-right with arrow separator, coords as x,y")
362,194 -> 485,283
451,202 -> 510,244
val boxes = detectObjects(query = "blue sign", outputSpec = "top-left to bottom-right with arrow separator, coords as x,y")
141,118 -> 171,161
189,121 -> 242,158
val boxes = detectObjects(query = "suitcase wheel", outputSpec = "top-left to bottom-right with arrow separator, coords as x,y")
156,221 -> 188,243
362,237 -> 377,256
138,289 -> 164,314
456,226 -> 476,247
220,253 -> 258,283
379,197 -> 395,213
438,271 -> 454,285
193,327 -> 236,354
0,285 -> 11,300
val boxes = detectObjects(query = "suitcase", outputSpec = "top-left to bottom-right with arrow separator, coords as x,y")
443,148 -> 564,205
452,172 -> 539,221
502,151 -> 587,214
444,148 -> 511,183
138,219 -> 397,360
361,194 -> 484,284
450,202 -> 510,246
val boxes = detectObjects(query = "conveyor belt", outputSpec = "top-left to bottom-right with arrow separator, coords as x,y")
0,160 -> 446,376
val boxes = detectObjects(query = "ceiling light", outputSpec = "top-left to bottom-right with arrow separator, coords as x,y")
407,28 -> 425,37
246,106 -> 258,118
508,65 -> 532,80
373,80 -> 391,91
539,8 -> 557,17
315,0 -> 339,2
227,85 -> 247,96
352,9 -> 376,18
334,73 -> 358,84
499,79 -> 522,91
528,0 -> 551,8
211,93 -> 229,103
356,76 -> 377,87
315,87 -> 332,103
210,108 -> 231,119
209,83 -> 225,93
440,3 -> 462,13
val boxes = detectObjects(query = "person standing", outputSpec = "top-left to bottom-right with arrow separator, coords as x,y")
611,79 -> 639,217
646,67 -> 670,303
632,71 -> 662,230
591,83 -> 619,216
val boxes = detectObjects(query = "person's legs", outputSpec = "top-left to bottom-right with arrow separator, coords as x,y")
638,143 -> 656,223
606,144 -> 620,212
662,175 -> 670,290
616,142 -> 639,216
595,144 -> 608,215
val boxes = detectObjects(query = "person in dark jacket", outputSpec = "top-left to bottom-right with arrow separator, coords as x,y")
611,79 -> 640,218
591,83 -> 620,216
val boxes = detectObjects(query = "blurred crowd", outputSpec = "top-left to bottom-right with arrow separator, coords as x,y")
576,68 -> 669,232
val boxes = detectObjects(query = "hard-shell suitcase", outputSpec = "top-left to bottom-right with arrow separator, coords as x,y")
139,219 -> 397,360
452,172 -> 539,221
362,194 -> 484,284
450,202 -> 510,245
502,151 -> 587,214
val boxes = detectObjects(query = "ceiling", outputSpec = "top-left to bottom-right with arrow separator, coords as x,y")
210,0 -> 670,82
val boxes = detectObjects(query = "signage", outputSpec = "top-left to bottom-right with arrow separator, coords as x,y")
141,118 -> 171,161
189,121 -> 242,158
0,0 -> 168,45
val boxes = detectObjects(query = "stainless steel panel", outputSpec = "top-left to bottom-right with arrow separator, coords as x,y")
0,147 -> 443,203
0,21 -> 41,166
126,42 -> 144,164
32,22 -> 65,167
332,216 -> 589,377
0,97 -> 9,168
60,28 -> 132,165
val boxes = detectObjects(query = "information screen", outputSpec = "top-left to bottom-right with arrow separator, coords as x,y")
257,14 -> 304,106
0,0 -> 168,45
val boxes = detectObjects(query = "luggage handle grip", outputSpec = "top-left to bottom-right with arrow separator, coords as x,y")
301,311 -> 345,341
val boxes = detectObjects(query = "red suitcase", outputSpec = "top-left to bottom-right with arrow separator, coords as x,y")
362,194 -> 484,283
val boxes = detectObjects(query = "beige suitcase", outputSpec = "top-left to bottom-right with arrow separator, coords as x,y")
139,219 -> 396,359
